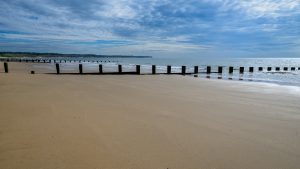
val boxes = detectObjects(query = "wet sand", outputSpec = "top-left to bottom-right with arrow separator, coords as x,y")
1,62 -> 300,169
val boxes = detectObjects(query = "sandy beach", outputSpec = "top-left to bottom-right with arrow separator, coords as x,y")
1,62 -> 300,169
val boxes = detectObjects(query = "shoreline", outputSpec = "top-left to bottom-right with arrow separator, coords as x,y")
1,61 -> 300,88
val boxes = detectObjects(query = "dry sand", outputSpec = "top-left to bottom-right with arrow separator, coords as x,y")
1,62 -> 300,169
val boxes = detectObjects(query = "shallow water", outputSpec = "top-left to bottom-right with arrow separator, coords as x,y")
27,57 -> 300,87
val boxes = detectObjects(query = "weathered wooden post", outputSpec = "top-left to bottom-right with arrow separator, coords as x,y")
206,66 -> 211,74
229,66 -> 233,74
136,65 -> 140,74
276,67 -> 280,71
4,62 -> 8,73
284,67 -> 288,71
218,66 -> 223,74
79,64 -> 83,74
239,67 -> 244,74
99,64 -> 103,74
56,63 -> 60,74
194,66 -> 198,74
118,65 -> 122,74
249,67 -> 254,73
267,67 -> 272,71
182,66 -> 186,75
291,67 -> 295,71
152,65 -> 156,74
258,67 -> 263,71
167,65 -> 171,74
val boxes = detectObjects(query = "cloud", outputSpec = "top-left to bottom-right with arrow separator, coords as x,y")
0,0 -> 299,57
236,0 -> 300,19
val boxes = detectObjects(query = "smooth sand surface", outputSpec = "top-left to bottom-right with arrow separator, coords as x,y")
1,62 -> 300,169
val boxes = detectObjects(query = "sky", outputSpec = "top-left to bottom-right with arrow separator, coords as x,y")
0,0 -> 300,58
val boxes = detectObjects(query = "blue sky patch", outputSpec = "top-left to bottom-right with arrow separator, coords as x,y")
0,0 -> 299,57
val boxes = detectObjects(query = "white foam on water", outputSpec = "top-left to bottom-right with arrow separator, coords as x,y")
221,79 -> 300,97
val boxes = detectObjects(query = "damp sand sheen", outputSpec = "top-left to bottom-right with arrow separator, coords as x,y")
0,62 -> 300,169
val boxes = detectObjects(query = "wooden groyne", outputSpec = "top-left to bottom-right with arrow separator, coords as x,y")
1,62 -> 300,75
52,64 -> 300,75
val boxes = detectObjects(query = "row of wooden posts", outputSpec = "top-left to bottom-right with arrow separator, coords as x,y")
0,58 -> 113,63
1,62 -> 299,74
54,63 -> 300,75
1,58 -> 300,72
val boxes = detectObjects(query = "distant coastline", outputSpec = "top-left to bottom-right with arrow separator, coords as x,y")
0,52 -> 152,58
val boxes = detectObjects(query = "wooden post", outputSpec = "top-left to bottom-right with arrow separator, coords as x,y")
79,64 -> 83,74
152,65 -> 156,74
182,66 -> 186,75
136,65 -> 140,74
239,67 -> 244,74
99,64 -> 103,74
118,65 -> 122,74
56,63 -> 60,74
291,67 -> 295,71
276,67 -> 280,71
249,67 -> 254,73
258,67 -> 263,71
229,66 -> 233,74
4,62 -> 8,73
206,66 -> 211,74
218,66 -> 223,74
194,66 -> 198,74
284,67 -> 288,71
267,67 -> 272,71
167,65 -> 171,74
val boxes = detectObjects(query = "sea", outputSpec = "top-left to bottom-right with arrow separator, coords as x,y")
26,56 -> 300,87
